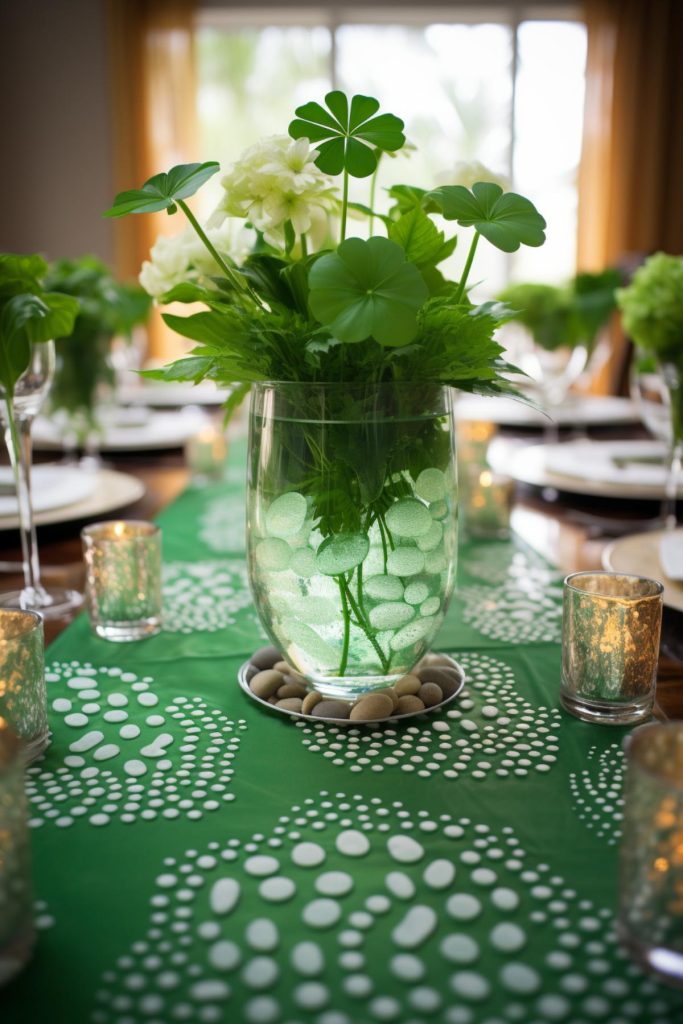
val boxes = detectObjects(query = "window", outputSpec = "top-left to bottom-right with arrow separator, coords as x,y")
194,5 -> 586,294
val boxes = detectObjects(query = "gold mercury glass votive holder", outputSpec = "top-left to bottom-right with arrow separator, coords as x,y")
81,520 -> 162,642
462,466 -> 514,539
619,722 -> 683,985
0,609 -> 47,763
0,718 -> 35,986
561,571 -> 663,725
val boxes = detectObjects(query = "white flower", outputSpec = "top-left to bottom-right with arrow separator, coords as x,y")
211,135 -> 337,247
438,160 -> 510,192
139,221 -> 255,298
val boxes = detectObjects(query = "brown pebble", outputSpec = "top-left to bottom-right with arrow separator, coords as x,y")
302,691 -> 323,715
245,664 -> 259,682
276,697 -> 303,713
395,674 -> 422,697
273,660 -> 295,675
419,682 -> 443,708
311,700 -> 351,720
349,692 -> 395,722
376,687 -> 398,710
396,694 -> 425,715
416,665 -> 462,698
282,671 -> 308,687
251,646 -> 282,671
250,669 -> 285,699
418,653 -> 455,669
277,682 -> 308,699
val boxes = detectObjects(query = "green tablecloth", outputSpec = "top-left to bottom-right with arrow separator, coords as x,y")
5,448 -> 683,1024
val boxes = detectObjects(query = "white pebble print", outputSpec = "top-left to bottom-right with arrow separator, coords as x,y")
315,871 -> 353,897
391,905 -> 437,949
210,878 -> 240,916
291,941 -> 324,976
244,856 -> 280,878
387,835 -> 424,863
302,899 -> 341,929
385,872 -> 415,900
246,919 -> 278,952
69,731 -> 103,753
93,744 -> 119,762
335,830 -> 370,857
259,877 -> 296,903
423,859 -> 455,889
137,692 -> 158,707
291,842 -> 326,868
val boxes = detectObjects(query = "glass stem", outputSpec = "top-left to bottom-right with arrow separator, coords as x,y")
3,405 -> 48,606
663,439 -> 682,530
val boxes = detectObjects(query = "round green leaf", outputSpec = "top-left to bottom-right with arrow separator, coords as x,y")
425,182 -> 546,253
308,237 -> 429,347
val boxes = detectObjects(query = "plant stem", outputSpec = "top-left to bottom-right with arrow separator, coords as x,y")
340,168 -> 349,242
377,514 -> 389,572
368,165 -> 379,234
300,233 -> 309,257
454,230 -> 481,305
177,199 -> 264,308
337,575 -> 350,675
341,576 -> 390,674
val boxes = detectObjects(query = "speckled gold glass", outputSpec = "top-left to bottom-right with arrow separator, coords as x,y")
0,610 -> 46,762
619,723 -> 683,984
81,521 -> 162,642
0,719 -> 35,986
561,571 -> 663,724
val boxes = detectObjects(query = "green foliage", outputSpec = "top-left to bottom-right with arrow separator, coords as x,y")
308,237 -> 428,346
387,208 -> 457,268
426,182 -> 546,253
617,253 -> 683,366
289,92 -> 405,178
104,162 -> 220,217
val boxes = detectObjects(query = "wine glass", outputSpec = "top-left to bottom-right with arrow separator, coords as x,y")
0,340 -> 83,617
630,359 -> 682,528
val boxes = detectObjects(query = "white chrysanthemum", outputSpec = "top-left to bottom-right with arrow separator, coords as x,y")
437,160 -> 510,192
139,221 -> 255,298
211,135 -> 337,247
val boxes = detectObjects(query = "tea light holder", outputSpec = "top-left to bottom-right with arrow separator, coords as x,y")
0,610 -> 47,762
619,722 -> 683,984
185,424 -> 228,481
0,718 -> 35,986
561,571 -> 663,724
81,520 -> 162,642
462,466 -> 514,539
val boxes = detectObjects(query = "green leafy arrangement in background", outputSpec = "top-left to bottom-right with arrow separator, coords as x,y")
44,256 -> 151,429
498,268 -> 620,352
105,90 -> 546,410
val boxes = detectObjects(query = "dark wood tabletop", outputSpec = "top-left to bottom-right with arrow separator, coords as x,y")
1,432 -> 681,718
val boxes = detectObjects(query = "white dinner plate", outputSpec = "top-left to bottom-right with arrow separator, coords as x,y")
117,382 -> 231,408
0,465 -> 97,516
505,440 -> 683,499
454,394 -> 639,428
603,529 -> 683,613
0,469 -> 145,531
32,407 -> 211,452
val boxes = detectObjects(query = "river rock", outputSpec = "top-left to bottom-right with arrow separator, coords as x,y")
349,692 -> 395,721
250,670 -> 285,699
251,646 -> 282,671
276,697 -> 303,713
396,695 -> 425,715
277,682 -> 308,699
395,674 -> 422,696
416,665 -> 461,698
302,692 -> 323,715
311,700 -> 351,720
419,682 -> 443,707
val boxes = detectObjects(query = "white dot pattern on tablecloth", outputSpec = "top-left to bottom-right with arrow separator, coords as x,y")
569,743 -> 625,846
296,652 -> 561,781
90,792 -> 681,1024
163,560 -> 265,635
199,491 -> 247,554
29,661 -> 246,830
457,548 -> 563,645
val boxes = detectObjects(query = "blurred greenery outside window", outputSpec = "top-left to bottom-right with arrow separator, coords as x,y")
193,5 -> 586,299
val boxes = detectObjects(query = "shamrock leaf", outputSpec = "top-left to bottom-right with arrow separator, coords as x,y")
308,236 -> 428,347
388,207 -> 457,268
104,162 -> 220,217
425,182 -> 546,253
289,92 -> 405,178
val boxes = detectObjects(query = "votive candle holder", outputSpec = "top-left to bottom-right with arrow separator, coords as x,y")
0,719 -> 35,986
81,520 -> 162,642
462,466 -> 514,539
0,610 -> 47,762
561,571 -> 663,725
619,722 -> 683,985
185,424 -> 228,481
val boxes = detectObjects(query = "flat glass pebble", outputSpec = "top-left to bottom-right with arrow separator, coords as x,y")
386,498 -> 432,539
256,539 -> 291,572
416,467 -> 447,502
289,548 -> 317,578
315,871 -> 354,896
420,597 -> 441,617
266,493 -> 307,538
294,596 -> 339,625
387,547 -> 425,577
365,575 -> 404,601
283,621 -> 338,669
369,602 -> 414,630
417,519 -> 444,553
390,616 -> 436,651
441,933 -> 480,964
316,533 -> 370,576
390,954 -> 425,981
404,582 -> 430,605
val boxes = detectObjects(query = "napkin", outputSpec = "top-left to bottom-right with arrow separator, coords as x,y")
660,530 -> 683,581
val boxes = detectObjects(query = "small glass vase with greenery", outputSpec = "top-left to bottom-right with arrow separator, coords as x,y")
44,256 -> 151,457
107,90 -> 547,694
617,252 -> 683,528
0,254 -> 80,615
498,269 -> 620,407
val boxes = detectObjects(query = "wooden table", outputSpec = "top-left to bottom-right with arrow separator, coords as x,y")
1,440 -> 681,716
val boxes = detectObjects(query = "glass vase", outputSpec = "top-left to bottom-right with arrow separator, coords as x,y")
631,360 -> 683,528
247,382 -> 458,699
0,341 -> 82,618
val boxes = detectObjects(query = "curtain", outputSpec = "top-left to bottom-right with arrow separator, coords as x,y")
108,0 -> 198,358
577,0 -> 683,392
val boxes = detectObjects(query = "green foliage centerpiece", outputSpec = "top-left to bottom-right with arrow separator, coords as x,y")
107,91 -> 546,694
